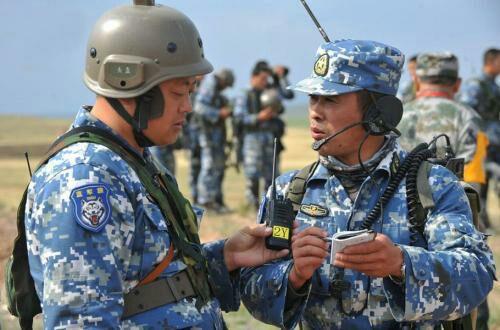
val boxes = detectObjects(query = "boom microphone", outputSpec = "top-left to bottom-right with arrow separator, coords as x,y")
311,121 -> 364,151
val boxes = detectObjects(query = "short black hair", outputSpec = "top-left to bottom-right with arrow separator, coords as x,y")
409,54 -> 418,63
252,60 -> 272,76
419,75 -> 458,86
484,48 -> 500,66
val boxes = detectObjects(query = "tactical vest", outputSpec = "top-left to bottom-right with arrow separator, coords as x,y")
5,126 -> 213,329
286,155 -> 479,330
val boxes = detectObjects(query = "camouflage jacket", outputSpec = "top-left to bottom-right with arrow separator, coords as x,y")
194,74 -> 227,130
399,96 -> 482,163
397,80 -> 416,104
459,72 -> 500,121
25,107 -> 240,329
241,141 -> 495,329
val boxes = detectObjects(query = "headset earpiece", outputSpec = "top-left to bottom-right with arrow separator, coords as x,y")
362,95 -> 403,136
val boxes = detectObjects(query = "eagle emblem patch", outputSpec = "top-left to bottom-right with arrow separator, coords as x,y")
70,184 -> 111,232
314,53 -> 329,77
300,204 -> 328,217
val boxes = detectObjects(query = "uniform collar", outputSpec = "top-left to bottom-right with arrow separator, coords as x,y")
71,106 -> 152,160
308,139 -> 406,183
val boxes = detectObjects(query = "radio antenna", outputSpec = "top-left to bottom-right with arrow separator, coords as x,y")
299,0 -> 331,42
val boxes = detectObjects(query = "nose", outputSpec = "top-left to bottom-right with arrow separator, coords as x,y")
309,97 -> 324,122
181,95 -> 192,114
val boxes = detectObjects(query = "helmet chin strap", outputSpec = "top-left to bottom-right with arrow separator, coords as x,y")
105,86 -> 164,148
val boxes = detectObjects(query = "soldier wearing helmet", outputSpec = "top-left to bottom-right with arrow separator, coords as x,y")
240,39 -> 495,329
193,68 -> 235,213
24,1 -> 288,328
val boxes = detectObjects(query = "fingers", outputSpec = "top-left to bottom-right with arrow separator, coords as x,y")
243,224 -> 272,238
294,244 -> 329,259
335,251 -> 383,265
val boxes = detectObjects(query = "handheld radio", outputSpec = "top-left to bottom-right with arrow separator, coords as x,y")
265,138 -> 295,250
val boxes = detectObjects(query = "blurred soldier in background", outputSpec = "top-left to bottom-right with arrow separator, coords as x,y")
397,54 -> 418,104
149,144 -> 176,175
399,53 -> 483,181
187,77 -> 203,204
193,69 -> 235,213
234,62 -> 276,209
459,48 -> 500,237
267,63 -> 295,169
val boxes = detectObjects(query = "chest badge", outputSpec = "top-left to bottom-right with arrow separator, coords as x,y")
71,184 -> 111,232
300,204 -> 328,217
314,53 -> 329,77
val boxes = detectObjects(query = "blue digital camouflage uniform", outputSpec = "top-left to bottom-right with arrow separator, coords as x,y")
149,144 -> 176,175
241,40 -> 496,329
459,72 -> 500,122
397,80 -> 416,104
242,144 -> 496,329
188,91 -> 202,204
25,107 -> 240,329
234,89 -> 275,208
193,74 -> 228,206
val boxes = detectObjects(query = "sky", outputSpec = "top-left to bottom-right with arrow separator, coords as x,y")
0,0 -> 499,117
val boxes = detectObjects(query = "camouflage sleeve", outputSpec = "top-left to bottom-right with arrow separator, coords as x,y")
240,172 -> 308,329
202,239 -> 241,312
458,80 -> 481,111
383,165 -> 496,322
234,92 -> 258,127
194,76 -> 221,124
276,76 -> 294,100
25,164 -> 138,328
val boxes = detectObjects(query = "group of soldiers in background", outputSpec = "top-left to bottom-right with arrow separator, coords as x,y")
149,60 -> 294,213
397,48 -> 500,328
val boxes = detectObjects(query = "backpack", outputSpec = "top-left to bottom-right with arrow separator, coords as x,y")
285,157 -> 480,330
5,126 -> 212,329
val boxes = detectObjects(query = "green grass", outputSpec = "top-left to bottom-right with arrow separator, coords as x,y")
0,114 -> 498,329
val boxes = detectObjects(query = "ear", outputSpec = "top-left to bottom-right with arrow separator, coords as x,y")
414,77 -> 421,93
452,78 -> 462,94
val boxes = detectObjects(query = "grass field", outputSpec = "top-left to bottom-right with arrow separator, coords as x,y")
0,115 -> 498,329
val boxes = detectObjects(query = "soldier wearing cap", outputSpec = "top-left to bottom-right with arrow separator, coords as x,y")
193,68 -> 235,213
24,1 -> 289,328
240,40 -> 495,329
399,52 -> 483,169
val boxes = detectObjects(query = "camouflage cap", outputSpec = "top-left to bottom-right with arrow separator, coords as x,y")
292,39 -> 404,96
416,52 -> 459,79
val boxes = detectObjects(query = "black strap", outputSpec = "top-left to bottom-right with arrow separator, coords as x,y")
285,161 -> 320,212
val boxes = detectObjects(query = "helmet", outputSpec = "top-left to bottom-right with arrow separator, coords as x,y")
260,89 -> 283,113
214,68 -> 235,88
84,0 -> 213,99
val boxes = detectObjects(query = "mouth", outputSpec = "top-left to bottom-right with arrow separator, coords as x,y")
172,120 -> 185,129
310,126 -> 326,140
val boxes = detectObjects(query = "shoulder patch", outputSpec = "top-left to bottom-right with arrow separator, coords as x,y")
70,184 -> 111,232
300,204 -> 328,217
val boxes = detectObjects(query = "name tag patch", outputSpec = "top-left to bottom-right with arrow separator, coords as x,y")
300,204 -> 328,217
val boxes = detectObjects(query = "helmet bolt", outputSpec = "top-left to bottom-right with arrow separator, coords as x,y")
90,48 -> 97,58
198,38 -> 203,48
167,42 -> 177,53
120,81 -> 127,87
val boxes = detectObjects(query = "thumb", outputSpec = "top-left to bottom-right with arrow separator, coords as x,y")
244,224 -> 272,238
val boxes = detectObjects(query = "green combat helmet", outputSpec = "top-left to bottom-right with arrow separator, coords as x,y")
83,0 -> 213,147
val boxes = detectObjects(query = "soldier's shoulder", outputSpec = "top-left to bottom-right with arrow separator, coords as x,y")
34,142 -> 139,189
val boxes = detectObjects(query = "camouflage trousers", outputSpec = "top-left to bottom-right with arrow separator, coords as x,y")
197,128 -> 226,205
242,131 -> 276,208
